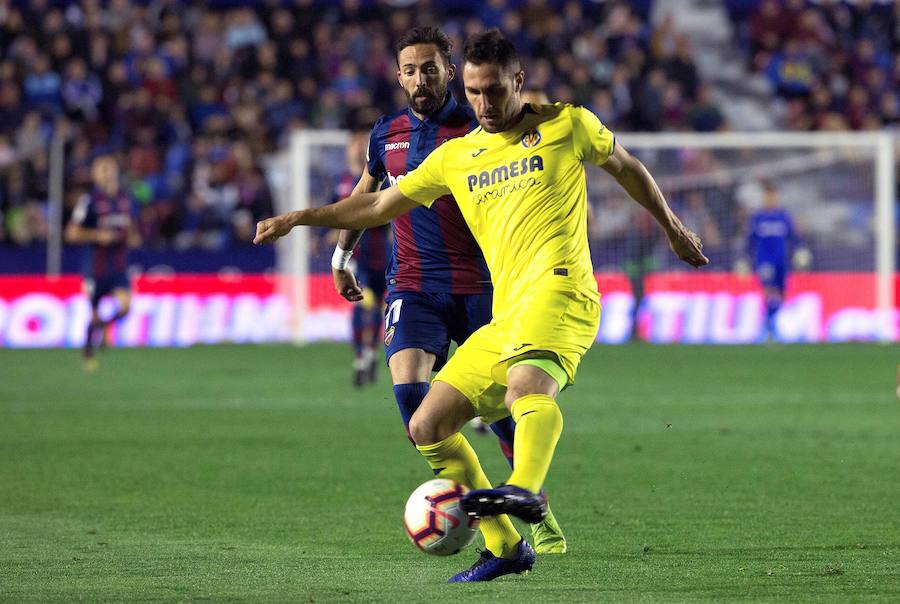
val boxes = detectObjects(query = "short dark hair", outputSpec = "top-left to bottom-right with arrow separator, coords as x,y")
463,29 -> 520,71
395,26 -> 452,66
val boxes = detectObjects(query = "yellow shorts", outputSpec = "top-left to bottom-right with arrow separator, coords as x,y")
434,285 -> 601,424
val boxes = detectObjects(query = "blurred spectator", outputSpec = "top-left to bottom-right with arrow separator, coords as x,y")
27,0 -> 900,253
688,85 -> 724,132
737,0 -> 896,131
23,53 -> 62,114
62,58 -> 103,121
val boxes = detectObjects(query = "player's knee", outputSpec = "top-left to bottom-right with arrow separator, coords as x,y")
504,384 -> 531,408
408,411 -> 439,446
504,368 -> 560,408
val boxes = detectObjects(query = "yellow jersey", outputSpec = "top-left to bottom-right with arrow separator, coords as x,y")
397,102 -> 615,317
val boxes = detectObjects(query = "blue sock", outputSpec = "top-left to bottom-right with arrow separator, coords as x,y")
489,416 -> 516,468
351,306 -> 366,356
368,306 -> 382,350
393,382 -> 429,443
766,298 -> 780,335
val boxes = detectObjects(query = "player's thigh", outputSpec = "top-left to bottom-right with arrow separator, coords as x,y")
112,287 -> 131,311
383,292 -> 453,370
434,322 -> 509,425
389,348 -> 437,383
504,362 -> 561,409
407,380 -> 475,445
90,276 -> 117,308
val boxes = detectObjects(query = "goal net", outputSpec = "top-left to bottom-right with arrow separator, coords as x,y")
280,129 -> 896,344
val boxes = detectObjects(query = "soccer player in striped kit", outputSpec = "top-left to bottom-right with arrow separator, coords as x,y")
331,132 -> 391,387
328,26 -> 566,553
65,152 -> 140,372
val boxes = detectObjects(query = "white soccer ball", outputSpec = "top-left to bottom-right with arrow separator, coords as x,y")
403,478 -> 480,556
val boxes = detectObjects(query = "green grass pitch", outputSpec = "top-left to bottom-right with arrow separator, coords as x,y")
1,344 -> 899,601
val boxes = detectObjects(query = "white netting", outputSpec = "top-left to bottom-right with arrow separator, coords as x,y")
283,130 -> 896,344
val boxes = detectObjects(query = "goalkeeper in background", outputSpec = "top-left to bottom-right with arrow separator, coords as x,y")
747,181 -> 809,339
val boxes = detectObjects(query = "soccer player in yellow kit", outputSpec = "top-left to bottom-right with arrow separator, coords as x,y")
255,29 -> 708,582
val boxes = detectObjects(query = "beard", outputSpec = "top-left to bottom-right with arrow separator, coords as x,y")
407,87 -> 444,115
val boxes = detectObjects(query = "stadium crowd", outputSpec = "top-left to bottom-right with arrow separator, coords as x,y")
0,0 -> 894,255
732,0 -> 899,131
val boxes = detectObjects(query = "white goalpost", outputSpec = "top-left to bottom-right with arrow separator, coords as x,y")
279,128 -> 896,345
614,131 -> 895,343
270,129 -> 350,344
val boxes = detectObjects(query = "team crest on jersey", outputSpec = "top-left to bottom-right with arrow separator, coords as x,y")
384,326 -> 395,346
521,128 -> 541,148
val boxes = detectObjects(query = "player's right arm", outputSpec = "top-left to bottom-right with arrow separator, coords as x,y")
256,143 -> 449,246
64,195 -> 121,246
253,143 -> 452,244
254,185 -> 419,245
332,166 -> 381,302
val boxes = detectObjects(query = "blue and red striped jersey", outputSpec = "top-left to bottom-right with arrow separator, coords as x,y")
333,171 -> 390,272
69,188 -> 136,278
366,94 -> 491,294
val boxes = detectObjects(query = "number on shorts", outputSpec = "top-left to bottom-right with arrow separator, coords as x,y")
385,299 -> 403,331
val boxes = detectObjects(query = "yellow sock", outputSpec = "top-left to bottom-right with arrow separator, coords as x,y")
507,394 -> 563,493
417,433 -> 521,558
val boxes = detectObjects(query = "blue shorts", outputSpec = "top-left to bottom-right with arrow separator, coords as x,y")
86,273 -> 130,306
383,291 -> 492,371
756,261 -> 787,292
357,265 -> 387,301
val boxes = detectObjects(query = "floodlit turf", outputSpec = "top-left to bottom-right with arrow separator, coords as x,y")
1,343 -> 898,602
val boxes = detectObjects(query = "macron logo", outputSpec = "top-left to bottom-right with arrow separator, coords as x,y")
384,141 -> 410,151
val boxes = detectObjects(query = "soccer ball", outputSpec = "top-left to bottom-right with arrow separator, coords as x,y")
403,478 -> 480,556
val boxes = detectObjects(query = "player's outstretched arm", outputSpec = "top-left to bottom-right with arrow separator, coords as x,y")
253,185 -> 418,246
601,144 -> 709,268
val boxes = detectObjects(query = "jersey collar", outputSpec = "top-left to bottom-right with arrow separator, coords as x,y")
407,93 -> 458,128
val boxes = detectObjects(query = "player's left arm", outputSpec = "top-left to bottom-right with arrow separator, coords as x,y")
254,185 -> 419,245
569,105 -> 707,267
601,144 -> 709,268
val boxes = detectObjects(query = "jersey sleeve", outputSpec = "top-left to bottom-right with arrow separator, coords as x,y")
366,120 -> 386,180
570,105 -> 616,166
396,144 -> 450,208
70,194 -> 96,228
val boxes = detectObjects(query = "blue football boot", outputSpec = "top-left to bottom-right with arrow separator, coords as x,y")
448,539 -> 535,583
461,484 -> 547,524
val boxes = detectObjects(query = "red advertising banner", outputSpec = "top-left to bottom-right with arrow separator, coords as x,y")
640,272 -> 896,343
0,272 -> 894,347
